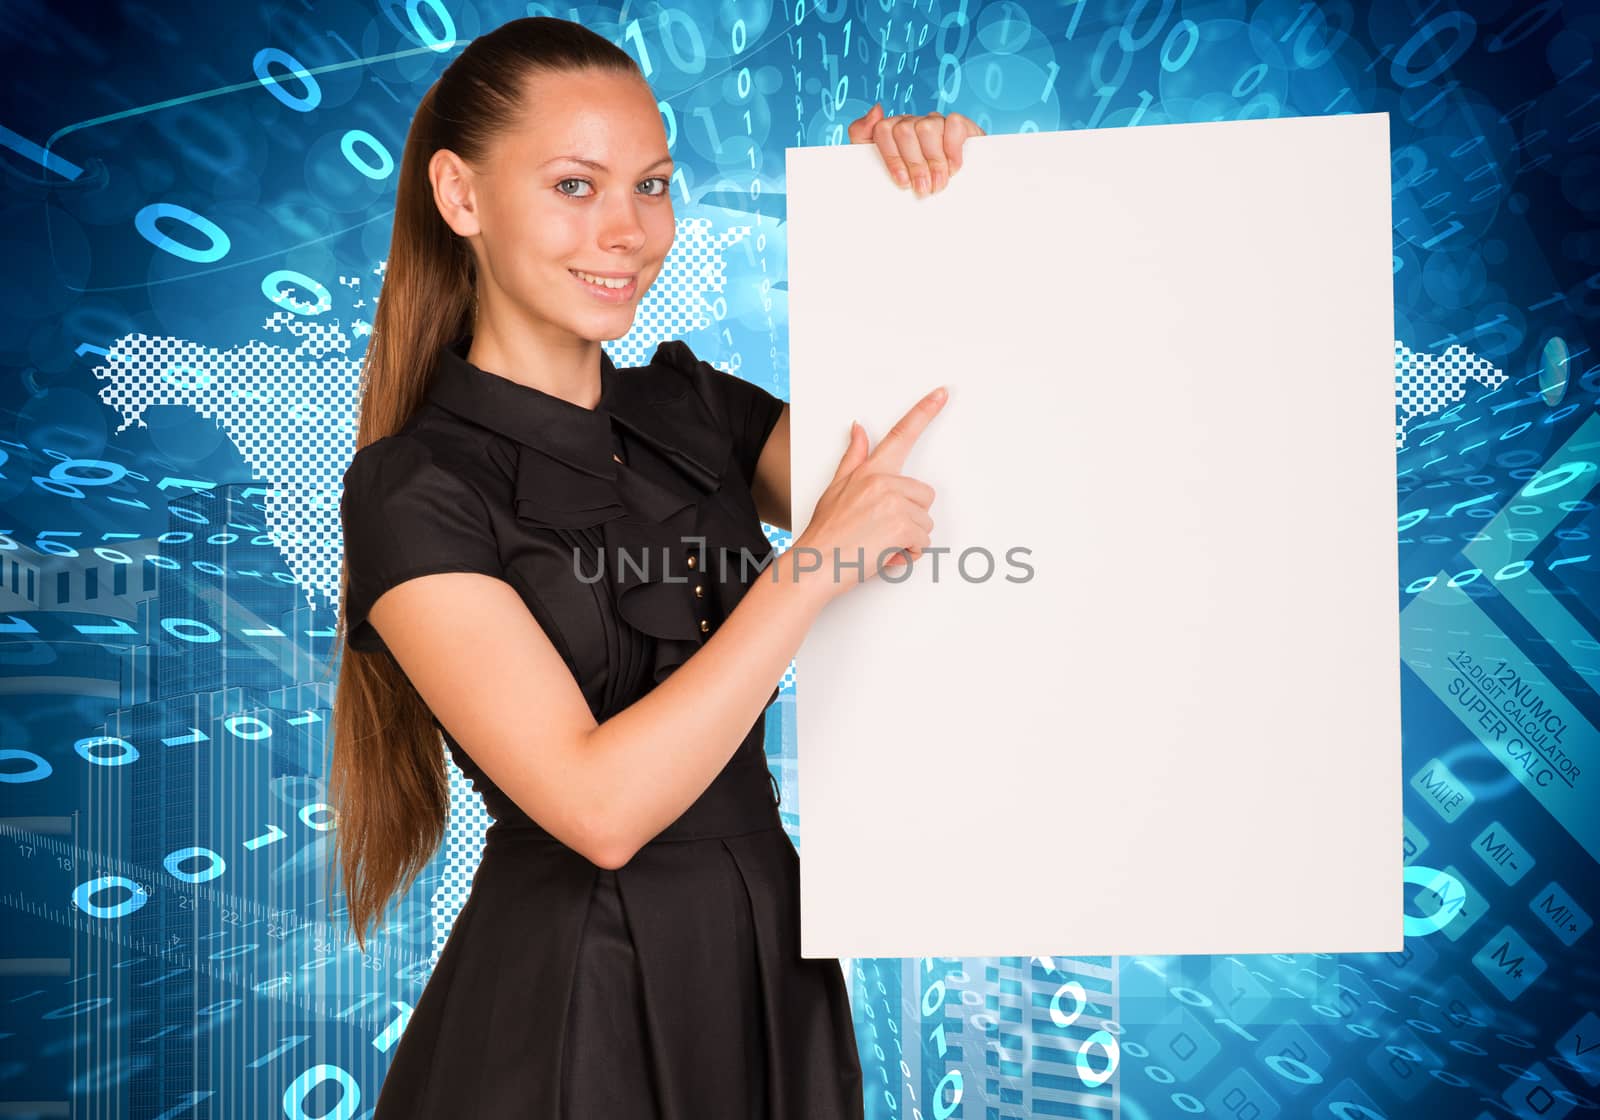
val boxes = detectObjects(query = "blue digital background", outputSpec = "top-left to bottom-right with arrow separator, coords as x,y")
2,0 -> 1598,1116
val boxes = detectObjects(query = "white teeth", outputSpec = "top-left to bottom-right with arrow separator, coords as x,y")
573,270 -> 631,289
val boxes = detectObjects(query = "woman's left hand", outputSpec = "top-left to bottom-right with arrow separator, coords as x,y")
847,103 -> 986,197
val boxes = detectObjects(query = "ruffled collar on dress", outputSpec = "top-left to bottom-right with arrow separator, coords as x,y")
423,335 -> 772,690
426,335 -> 731,497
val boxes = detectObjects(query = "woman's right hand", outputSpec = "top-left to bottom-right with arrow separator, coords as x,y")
791,386 -> 948,605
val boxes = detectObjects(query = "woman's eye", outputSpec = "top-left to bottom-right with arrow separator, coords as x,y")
556,177 -> 670,199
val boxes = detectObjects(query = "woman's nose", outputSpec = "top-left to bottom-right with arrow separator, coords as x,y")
600,199 -> 646,251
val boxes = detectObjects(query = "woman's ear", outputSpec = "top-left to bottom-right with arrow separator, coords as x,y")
431,148 -> 483,239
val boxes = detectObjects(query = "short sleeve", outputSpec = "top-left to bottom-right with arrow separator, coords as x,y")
653,340 -> 787,488
339,436 -> 503,654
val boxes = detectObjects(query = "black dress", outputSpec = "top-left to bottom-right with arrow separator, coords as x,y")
339,336 -> 864,1119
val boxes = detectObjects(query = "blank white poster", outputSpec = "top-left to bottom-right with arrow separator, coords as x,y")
783,112 -> 1400,958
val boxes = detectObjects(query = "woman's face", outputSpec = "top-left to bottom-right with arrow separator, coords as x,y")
445,68 -> 676,342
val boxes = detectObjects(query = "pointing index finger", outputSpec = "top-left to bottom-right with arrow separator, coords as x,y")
866,386 -> 948,474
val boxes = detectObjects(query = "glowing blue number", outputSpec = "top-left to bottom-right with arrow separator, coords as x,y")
135,202 -> 229,264
262,270 -> 333,315
72,875 -> 149,918
658,8 -> 706,74
341,129 -> 395,181
406,0 -> 457,51
165,846 -> 225,884
0,749 -> 52,783
161,617 -> 223,643
253,48 -> 321,112
282,1065 -> 361,1120
74,736 -> 138,766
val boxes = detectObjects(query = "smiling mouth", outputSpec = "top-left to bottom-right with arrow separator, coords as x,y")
569,269 -> 639,302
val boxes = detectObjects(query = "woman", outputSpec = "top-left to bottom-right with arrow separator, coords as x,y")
328,16 -> 979,1119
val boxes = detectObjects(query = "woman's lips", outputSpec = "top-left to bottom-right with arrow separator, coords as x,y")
570,269 -> 637,303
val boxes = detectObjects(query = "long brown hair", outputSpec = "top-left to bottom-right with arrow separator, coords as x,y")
326,17 -> 643,952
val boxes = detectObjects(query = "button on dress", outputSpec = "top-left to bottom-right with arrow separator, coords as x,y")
339,336 -> 864,1119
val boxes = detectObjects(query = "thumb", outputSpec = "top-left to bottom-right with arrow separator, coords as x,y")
833,419 -> 869,480
850,102 -> 884,143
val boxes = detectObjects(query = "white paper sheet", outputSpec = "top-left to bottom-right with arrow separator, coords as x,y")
784,112 -> 1400,958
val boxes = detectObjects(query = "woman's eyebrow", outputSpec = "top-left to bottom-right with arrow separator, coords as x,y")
541,155 -> 675,172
